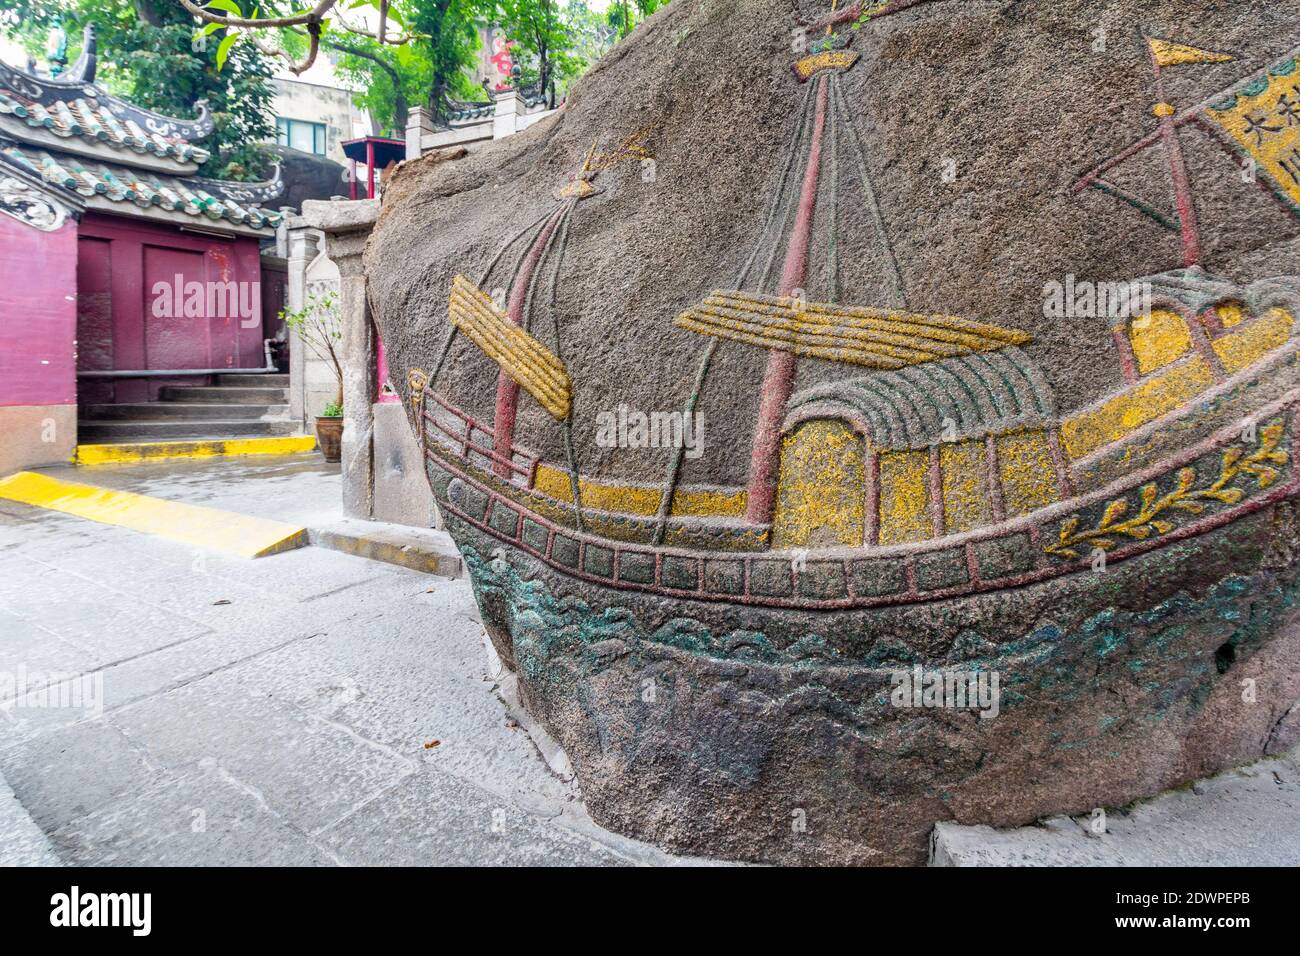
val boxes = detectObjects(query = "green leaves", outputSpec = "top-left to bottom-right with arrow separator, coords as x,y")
215,31 -> 238,70
205,0 -> 244,16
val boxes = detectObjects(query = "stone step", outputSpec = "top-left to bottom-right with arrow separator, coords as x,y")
215,373 -> 290,387
82,402 -> 290,421
158,385 -> 288,404
74,435 -> 317,464
307,519 -> 462,578
77,419 -> 299,442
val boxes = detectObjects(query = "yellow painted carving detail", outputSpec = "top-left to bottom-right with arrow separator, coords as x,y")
533,463 -> 746,518
1061,356 -> 1215,460
554,180 -> 597,200
407,368 -> 428,419
448,274 -> 572,419
1130,309 -> 1192,375
878,449 -> 932,546
1046,422 -> 1287,559
1211,308 -> 1295,374
771,419 -> 866,549
675,290 -> 1032,370
1148,38 -> 1234,68
940,440 -> 992,533
1206,63 -> 1300,207
1215,301 -> 1247,329
792,50 -> 860,82
995,430 -> 1060,517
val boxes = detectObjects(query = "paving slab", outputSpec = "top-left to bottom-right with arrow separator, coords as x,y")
109,677 -> 419,837
49,759 -> 338,867
0,718 -> 160,834
0,456 -> 703,865
317,763 -> 630,867
0,770 -> 59,866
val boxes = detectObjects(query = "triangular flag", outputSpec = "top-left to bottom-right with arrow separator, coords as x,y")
1149,37 -> 1234,68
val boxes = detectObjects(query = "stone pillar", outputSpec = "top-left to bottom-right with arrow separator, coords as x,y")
405,105 -> 434,161
493,88 -> 525,140
284,221 -> 315,431
299,198 -> 381,519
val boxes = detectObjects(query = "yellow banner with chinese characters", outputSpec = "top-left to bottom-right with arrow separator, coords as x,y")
1204,55 -> 1300,208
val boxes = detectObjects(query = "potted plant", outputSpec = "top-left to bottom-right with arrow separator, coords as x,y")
280,290 -> 344,463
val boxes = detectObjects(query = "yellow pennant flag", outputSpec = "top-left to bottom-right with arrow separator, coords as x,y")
1149,37 -> 1234,68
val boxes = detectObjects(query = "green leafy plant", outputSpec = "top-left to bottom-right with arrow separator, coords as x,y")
321,399 -> 344,418
279,290 -> 344,413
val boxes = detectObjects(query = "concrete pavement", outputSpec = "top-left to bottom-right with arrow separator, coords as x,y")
0,457 -> 700,865
4,455 -> 1295,867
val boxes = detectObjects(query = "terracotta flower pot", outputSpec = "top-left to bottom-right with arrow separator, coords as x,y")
315,416 -> 343,463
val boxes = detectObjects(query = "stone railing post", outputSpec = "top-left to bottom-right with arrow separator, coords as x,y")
299,198 -> 381,520
405,105 -> 434,160
493,88 -> 525,140
283,221 -> 317,430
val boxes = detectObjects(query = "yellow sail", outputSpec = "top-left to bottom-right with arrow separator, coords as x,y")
448,275 -> 573,419
674,290 -> 1032,370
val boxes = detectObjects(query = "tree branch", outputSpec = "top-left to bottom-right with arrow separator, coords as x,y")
324,38 -> 408,126
175,0 -> 413,45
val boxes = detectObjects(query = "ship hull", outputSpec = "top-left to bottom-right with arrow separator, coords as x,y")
431,432 -> 1300,863
421,372 -> 1300,863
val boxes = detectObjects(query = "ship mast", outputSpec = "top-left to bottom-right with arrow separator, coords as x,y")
746,0 -> 856,525
1145,32 -> 1205,268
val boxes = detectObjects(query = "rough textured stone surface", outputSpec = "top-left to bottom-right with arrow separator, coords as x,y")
930,743 -> 1300,866
365,0 -> 1300,864
370,0 -> 1299,478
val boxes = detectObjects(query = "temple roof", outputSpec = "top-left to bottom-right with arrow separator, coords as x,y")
0,141 -> 282,232
0,86 -> 211,166
0,60 -> 214,172
0,42 -> 285,234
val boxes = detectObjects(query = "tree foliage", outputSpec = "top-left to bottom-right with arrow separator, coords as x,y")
1,0 -> 276,181
0,0 -> 669,170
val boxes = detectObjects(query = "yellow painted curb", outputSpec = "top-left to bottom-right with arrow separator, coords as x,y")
74,435 -> 317,465
0,472 -> 308,559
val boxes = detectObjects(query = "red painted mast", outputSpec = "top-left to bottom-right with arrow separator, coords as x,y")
492,207 -> 566,476
1146,35 -> 1203,268
745,74 -> 831,524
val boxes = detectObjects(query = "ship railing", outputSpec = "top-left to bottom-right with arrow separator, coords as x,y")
427,392 -> 1300,609
421,391 -> 539,487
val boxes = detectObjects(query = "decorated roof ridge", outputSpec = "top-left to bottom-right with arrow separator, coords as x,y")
0,142 -> 282,231
445,101 -> 494,123
444,85 -> 550,125
0,88 -> 212,166
1134,265 -> 1300,316
0,58 -> 215,148
785,346 -> 1056,449
186,161 -> 285,206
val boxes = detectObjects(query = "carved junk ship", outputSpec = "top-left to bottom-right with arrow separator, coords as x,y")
410,22 -> 1300,621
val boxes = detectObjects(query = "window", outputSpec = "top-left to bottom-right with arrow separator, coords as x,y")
275,118 -> 327,155
1129,309 -> 1192,376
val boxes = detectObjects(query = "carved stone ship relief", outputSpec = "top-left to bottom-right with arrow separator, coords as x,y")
373,0 -> 1300,865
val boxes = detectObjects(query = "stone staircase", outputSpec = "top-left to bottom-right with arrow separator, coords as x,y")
79,373 -> 297,442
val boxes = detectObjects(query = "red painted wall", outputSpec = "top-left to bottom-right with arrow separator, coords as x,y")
0,212 -> 78,407
77,213 -> 265,403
